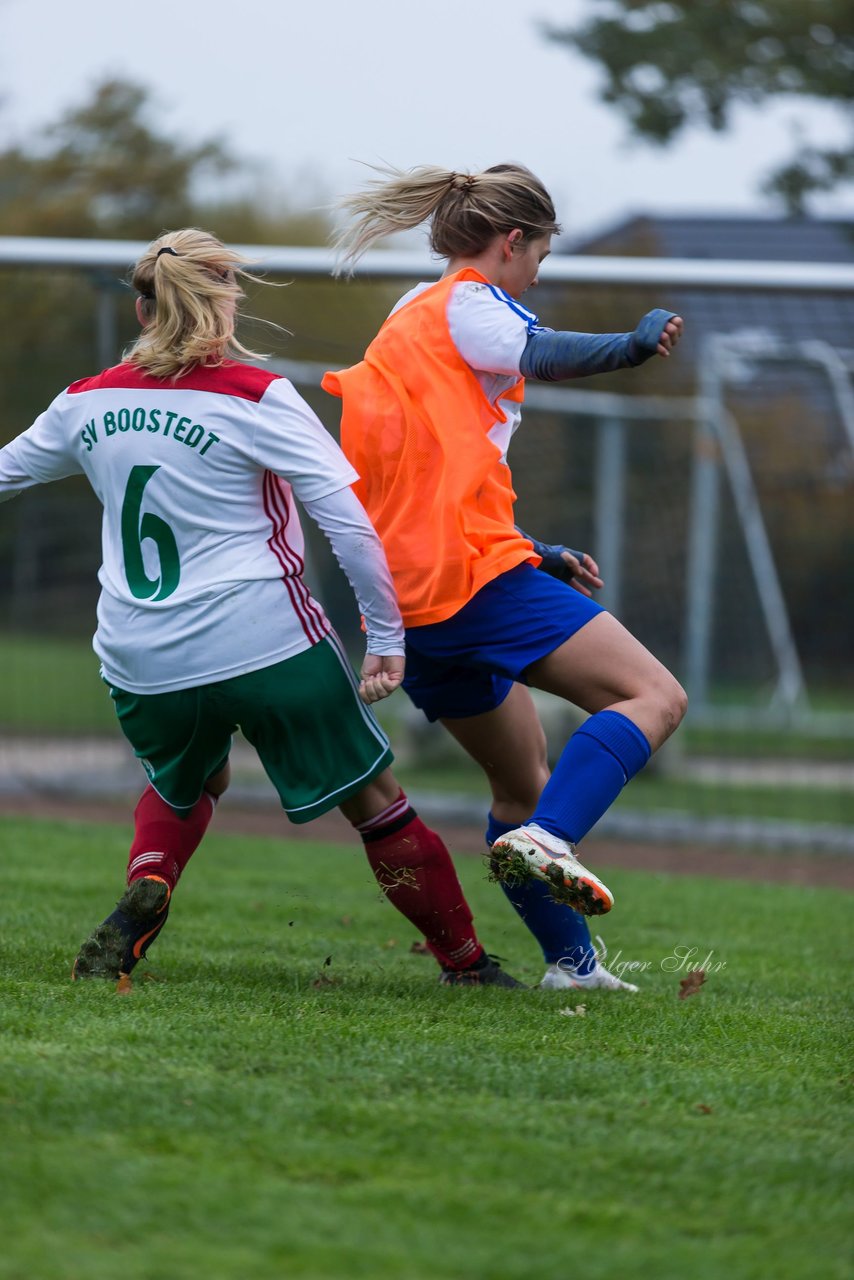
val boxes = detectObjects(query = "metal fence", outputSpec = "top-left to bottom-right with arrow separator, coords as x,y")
1,237 -> 852,852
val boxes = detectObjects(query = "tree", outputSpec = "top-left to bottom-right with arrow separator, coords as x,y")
0,78 -> 237,238
0,78 -> 388,445
544,0 -> 854,213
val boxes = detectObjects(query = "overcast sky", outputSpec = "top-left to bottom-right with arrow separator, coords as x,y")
3,0 -> 851,244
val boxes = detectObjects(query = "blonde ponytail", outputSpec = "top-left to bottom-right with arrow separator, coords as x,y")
333,162 -> 560,274
126,228 -> 268,378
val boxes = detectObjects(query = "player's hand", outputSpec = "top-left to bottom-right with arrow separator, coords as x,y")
526,529 -> 604,594
657,316 -> 683,357
559,550 -> 603,597
359,653 -> 405,704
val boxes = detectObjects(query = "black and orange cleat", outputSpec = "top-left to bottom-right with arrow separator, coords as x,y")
72,875 -> 171,980
439,952 -> 526,989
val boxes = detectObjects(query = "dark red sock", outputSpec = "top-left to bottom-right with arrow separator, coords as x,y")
355,792 -> 484,970
126,785 -> 216,891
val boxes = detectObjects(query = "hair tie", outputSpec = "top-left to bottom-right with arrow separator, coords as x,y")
156,246 -> 178,258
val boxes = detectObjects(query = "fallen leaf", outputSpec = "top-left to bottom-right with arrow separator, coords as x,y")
695,1104 -> 713,1114
409,941 -> 430,955
339,915 -> 353,927
678,969 -> 706,1000
141,971 -> 162,983
311,974 -> 339,988
383,939 -> 398,949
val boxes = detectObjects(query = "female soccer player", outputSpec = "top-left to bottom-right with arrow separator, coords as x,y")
0,227 -> 520,988
323,163 -> 687,992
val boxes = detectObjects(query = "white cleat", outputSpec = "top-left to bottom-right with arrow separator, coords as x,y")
490,823 -> 614,916
540,962 -> 639,993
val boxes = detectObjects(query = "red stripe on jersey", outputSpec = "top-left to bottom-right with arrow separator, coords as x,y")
68,360 -> 282,403
262,472 -> 315,643
262,473 -> 316,640
264,472 -> 328,643
262,472 -> 328,644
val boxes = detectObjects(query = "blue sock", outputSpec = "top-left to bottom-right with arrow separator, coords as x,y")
531,709 -> 651,844
486,812 -> 596,974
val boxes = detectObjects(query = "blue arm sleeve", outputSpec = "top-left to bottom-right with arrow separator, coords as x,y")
519,308 -> 677,382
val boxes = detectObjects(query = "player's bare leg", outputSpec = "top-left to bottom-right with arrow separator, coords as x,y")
440,684 -> 550,827
527,612 -> 687,753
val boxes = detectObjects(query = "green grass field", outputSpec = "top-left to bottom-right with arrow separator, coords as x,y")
0,635 -> 116,732
1,816 -> 851,1280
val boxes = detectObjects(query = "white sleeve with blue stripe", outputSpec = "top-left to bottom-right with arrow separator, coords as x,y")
447,281 -> 545,377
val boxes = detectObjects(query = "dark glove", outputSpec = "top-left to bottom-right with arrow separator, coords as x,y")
627,308 -> 679,365
517,526 -> 585,584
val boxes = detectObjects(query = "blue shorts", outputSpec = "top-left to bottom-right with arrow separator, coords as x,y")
402,564 -> 604,722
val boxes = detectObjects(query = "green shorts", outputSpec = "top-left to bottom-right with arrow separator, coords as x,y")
108,635 -> 393,823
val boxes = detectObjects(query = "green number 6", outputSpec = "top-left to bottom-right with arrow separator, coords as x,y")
120,465 -> 181,601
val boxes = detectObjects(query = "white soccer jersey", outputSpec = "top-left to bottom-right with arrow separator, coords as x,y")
0,361 -> 369,693
391,279 -> 543,462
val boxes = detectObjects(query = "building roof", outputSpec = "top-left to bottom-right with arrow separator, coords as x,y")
563,214 -> 854,487
570,214 -> 854,264
564,212 -> 854,373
